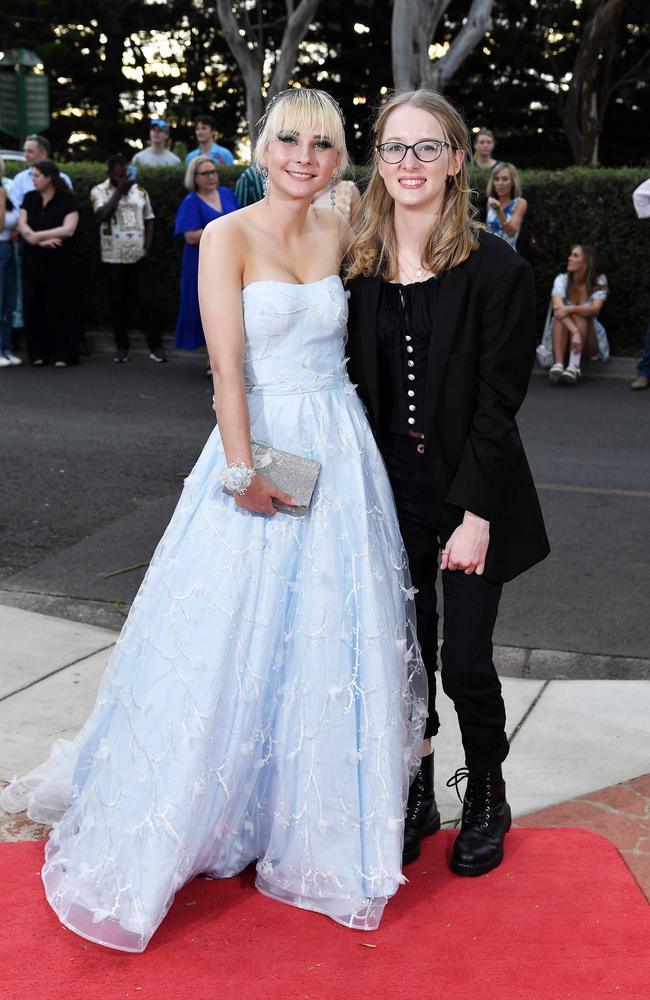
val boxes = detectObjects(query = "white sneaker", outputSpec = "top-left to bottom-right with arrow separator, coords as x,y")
0,356 -> 11,368
5,352 -> 22,365
561,365 -> 580,385
548,363 -> 564,384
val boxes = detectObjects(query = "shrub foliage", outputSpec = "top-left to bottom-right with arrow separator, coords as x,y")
5,163 -> 649,352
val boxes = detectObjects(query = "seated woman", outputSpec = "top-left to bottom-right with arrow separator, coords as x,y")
174,155 -> 239,357
485,162 -> 527,251
537,244 -> 609,386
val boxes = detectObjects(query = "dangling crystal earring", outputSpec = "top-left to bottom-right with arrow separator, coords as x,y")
260,166 -> 270,201
329,174 -> 337,211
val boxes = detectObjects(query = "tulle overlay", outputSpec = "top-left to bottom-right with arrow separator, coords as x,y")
0,276 -> 427,951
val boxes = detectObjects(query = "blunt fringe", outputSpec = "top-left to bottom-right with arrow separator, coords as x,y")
254,88 -> 349,175
346,90 -> 481,280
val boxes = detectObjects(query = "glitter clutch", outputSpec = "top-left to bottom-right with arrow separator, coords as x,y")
251,441 -> 320,516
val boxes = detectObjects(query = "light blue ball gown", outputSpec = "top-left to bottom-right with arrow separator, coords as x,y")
1,275 -> 427,951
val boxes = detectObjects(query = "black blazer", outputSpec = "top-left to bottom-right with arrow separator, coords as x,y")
346,230 -> 550,583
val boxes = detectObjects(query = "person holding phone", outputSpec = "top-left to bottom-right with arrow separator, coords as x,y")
90,154 -> 165,363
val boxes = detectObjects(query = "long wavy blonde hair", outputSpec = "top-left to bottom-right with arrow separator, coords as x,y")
347,90 -> 481,280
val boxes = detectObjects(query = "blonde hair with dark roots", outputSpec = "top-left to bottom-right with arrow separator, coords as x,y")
486,162 -> 522,200
254,88 -> 349,175
347,90 -> 481,280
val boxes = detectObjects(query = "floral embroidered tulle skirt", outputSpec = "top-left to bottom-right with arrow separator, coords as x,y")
0,384 -> 427,952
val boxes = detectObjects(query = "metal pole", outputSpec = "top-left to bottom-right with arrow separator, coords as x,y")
17,64 -> 27,143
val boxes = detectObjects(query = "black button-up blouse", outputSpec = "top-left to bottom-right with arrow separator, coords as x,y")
22,189 -> 78,259
377,276 -> 438,436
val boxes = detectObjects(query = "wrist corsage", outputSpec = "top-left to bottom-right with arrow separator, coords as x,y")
220,462 -> 255,496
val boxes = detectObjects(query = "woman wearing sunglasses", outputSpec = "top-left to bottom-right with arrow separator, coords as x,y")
346,90 -> 549,877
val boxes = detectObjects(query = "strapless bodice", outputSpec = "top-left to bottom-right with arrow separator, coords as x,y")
241,275 -> 349,394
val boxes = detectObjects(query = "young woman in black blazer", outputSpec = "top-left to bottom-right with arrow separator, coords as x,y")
346,90 -> 549,877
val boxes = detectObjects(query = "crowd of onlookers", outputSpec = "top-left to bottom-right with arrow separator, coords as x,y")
0,119 -> 648,390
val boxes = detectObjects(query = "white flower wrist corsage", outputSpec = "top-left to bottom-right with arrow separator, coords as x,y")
220,462 -> 255,496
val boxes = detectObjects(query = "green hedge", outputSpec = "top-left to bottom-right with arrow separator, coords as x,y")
5,162 -> 649,352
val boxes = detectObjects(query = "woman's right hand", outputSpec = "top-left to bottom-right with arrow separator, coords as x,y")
234,474 -> 295,516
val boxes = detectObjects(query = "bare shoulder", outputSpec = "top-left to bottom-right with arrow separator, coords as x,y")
309,204 -> 350,256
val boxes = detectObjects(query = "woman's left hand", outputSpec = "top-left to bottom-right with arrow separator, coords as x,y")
441,512 -> 490,575
41,237 -> 62,249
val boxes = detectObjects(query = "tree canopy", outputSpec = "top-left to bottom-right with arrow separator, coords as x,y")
1,0 -> 648,165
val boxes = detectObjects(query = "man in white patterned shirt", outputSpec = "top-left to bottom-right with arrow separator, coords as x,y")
91,154 -> 165,363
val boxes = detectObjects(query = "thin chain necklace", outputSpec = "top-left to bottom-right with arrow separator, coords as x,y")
397,253 -> 432,283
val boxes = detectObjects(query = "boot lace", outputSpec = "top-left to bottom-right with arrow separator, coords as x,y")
446,767 -> 492,830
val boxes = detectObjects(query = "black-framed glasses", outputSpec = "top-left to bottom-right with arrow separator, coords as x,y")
376,140 -> 452,164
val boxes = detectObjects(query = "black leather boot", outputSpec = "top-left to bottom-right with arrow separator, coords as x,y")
403,752 -> 441,865
448,765 -> 511,877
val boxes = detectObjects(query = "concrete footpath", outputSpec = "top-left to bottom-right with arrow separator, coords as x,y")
1,603 -> 648,900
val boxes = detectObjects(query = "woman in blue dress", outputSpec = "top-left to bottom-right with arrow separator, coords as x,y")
174,155 -> 239,352
485,162 -> 527,251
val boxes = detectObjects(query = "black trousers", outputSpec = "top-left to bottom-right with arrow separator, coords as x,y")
382,433 -> 509,774
103,259 -> 161,351
23,249 -> 80,365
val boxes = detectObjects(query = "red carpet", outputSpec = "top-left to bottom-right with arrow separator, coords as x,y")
1,830 -> 648,1000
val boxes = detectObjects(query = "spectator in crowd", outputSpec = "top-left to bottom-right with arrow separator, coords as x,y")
11,134 -> 73,208
185,115 -> 235,166
538,244 -> 609,386
1,154 -> 14,200
174,155 -> 238,361
472,128 -> 497,169
11,134 -> 73,331
91,154 -> 165,364
0,158 -> 20,367
234,164 -> 264,206
18,160 -> 79,367
312,176 -> 362,228
485,162 -> 528,250
630,178 -> 650,391
131,119 -> 181,169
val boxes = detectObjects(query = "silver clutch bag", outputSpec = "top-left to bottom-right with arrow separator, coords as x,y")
251,440 -> 320,516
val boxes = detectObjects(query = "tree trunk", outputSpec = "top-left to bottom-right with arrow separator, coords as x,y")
559,0 -> 624,166
391,0 -> 492,94
96,1 -> 131,155
424,0 -> 493,91
391,0 -> 416,91
215,0 -> 264,143
215,0 -> 321,146
269,0 -> 321,98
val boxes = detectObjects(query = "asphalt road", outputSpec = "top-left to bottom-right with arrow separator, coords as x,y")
1,352 -> 648,672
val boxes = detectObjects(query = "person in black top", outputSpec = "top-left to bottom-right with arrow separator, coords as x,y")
346,90 -> 549,877
18,159 -> 80,366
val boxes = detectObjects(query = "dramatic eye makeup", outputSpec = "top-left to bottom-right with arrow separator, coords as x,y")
276,130 -> 334,150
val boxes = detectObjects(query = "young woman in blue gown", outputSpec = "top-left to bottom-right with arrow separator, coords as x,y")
174,155 -> 239,351
1,89 -> 426,952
